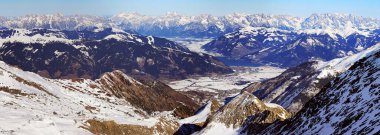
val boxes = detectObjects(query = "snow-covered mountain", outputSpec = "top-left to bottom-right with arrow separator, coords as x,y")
173,39 -> 380,135
203,26 -> 380,67
111,12 -> 303,38
0,13 -> 379,38
0,28 -> 232,80
2,12 -> 380,135
111,12 -> 380,38
0,14 -> 111,30
261,46 -> 380,134
0,60 -> 199,134
301,13 -> 380,30
244,43 -> 380,113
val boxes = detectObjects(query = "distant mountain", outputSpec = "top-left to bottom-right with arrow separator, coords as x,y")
301,13 -> 380,30
0,28 -> 232,80
261,46 -> 380,134
0,13 -> 379,38
203,27 -> 380,67
0,14 -> 111,30
111,13 -> 380,38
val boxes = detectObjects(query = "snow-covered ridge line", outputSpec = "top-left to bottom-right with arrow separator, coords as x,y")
316,42 -> 380,78
0,29 -> 73,47
0,60 -> 164,134
0,13 -> 379,37
0,59 -> 202,134
0,28 -> 145,48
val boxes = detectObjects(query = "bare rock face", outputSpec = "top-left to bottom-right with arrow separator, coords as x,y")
195,92 -> 290,134
209,99 -> 222,115
262,50 -> 380,134
211,92 -> 290,128
97,70 -> 200,118
86,117 -> 179,135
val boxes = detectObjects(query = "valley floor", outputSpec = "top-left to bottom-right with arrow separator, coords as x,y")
167,38 -> 217,56
168,66 -> 285,103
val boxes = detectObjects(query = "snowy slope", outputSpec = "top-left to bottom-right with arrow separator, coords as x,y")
262,46 -> 380,134
244,43 -> 380,113
0,60 -> 189,134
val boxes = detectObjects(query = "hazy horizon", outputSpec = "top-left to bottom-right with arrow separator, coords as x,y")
1,12 -> 379,20
0,0 -> 379,18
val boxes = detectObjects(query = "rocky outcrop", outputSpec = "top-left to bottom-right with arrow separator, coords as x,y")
86,117 -> 179,135
211,92 -> 289,128
195,92 -> 290,134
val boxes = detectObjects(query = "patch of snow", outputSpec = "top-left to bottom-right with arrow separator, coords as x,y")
193,122 -> 239,135
104,34 -> 127,41
179,101 -> 212,124
54,50 -> 64,57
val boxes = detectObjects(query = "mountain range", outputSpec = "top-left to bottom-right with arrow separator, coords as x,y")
203,27 -> 380,67
0,28 -> 232,80
0,13 -> 380,38
3,13 -> 378,67
1,12 -> 380,135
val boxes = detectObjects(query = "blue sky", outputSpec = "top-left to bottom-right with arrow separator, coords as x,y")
0,0 -> 379,18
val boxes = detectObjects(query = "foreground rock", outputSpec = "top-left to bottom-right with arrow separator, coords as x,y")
181,92 -> 290,135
